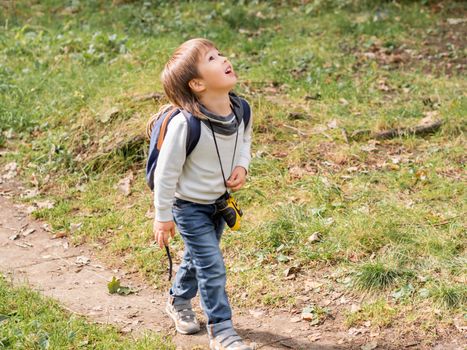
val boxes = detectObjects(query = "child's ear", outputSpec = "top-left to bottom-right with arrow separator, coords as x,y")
189,79 -> 206,93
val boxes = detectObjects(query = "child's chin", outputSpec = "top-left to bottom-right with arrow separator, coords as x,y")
228,76 -> 238,86
221,81 -> 237,91
214,78 -> 237,92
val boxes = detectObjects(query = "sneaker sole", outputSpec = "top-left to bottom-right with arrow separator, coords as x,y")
165,304 -> 200,335
209,340 -> 220,350
209,338 -> 252,350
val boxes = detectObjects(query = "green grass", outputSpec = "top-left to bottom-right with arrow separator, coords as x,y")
354,262 -> 413,291
346,299 -> 397,328
0,274 -> 174,349
1,0 -> 466,336
431,283 -> 467,309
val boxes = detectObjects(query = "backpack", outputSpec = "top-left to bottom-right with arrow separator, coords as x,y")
146,99 -> 251,191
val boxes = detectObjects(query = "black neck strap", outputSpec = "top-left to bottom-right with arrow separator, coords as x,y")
207,108 -> 239,189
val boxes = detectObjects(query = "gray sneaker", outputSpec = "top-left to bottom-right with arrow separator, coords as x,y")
165,297 -> 200,335
209,328 -> 252,350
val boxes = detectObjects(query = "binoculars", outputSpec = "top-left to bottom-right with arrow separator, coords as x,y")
215,192 -> 243,231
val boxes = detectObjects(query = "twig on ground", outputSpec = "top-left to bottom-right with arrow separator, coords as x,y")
405,341 -> 420,348
131,92 -> 163,102
349,119 -> 443,141
373,119 -> 443,140
282,124 -> 309,136
341,128 -> 349,144
256,337 -> 295,349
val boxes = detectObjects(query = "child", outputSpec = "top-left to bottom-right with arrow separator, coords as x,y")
148,38 -> 253,350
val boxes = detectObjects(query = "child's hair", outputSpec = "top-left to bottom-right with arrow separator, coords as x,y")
146,38 -> 216,139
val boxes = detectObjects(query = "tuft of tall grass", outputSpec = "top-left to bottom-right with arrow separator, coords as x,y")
431,283 -> 467,309
354,262 -> 413,291
262,216 -> 296,250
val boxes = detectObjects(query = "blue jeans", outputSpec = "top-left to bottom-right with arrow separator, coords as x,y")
170,197 -> 233,335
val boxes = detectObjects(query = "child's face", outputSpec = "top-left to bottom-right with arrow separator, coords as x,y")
195,47 -> 237,93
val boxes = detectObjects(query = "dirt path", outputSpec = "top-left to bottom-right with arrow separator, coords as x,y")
0,179 -> 348,350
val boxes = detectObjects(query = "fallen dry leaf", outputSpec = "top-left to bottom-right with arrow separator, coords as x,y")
70,223 -> 82,233
377,79 -> 391,92
76,256 -> 91,266
312,124 -> 328,133
308,232 -> 321,243
116,173 -> 134,196
339,98 -> 349,106
288,166 -> 314,180
30,173 -> 39,188
327,119 -> 339,129
308,333 -> 322,342
145,209 -> 154,219
22,228 -> 36,237
348,327 -> 367,336
284,265 -> 301,278
304,280 -> 323,291
22,188 -> 40,199
34,200 -> 55,209
361,140 -> 379,152
272,151 -> 289,158
350,304 -> 361,314
447,18 -> 467,25
415,169 -> 427,181
339,296 -> 349,304
2,162 -> 18,180
420,111 -> 439,123
100,107 -> 119,123
53,231 -> 68,239
301,312 -> 315,321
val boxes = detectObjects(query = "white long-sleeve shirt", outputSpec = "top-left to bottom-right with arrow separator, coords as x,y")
153,109 -> 252,222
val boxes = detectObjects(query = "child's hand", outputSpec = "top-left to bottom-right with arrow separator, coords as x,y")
226,166 -> 247,192
154,220 -> 176,248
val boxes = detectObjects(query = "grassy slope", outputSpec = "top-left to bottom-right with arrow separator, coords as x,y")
1,0 -> 465,343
